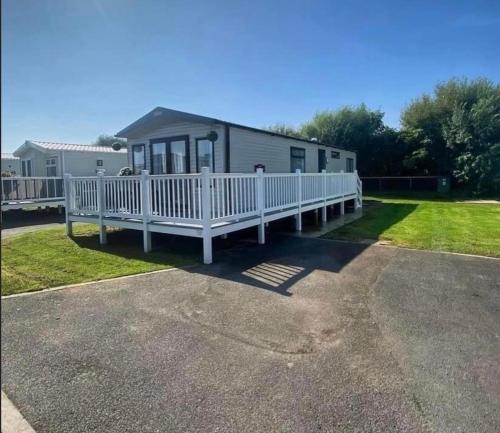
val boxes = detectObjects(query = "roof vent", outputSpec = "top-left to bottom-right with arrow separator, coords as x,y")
311,137 -> 318,142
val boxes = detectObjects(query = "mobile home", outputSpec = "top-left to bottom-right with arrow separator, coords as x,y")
13,140 -> 128,177
116,107 -> 356,175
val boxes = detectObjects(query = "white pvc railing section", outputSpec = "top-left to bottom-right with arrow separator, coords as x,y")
210,174 -> 258,222
150,174 -> 201,222
69,177 -> 99,214
264,174 -> 297,211
67,170 -> 361,224
1,177 -> 64,203
104,176 -> 142,217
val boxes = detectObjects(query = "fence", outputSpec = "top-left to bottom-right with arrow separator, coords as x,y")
66,168 -> 362,263
1,177 -> 65,207
361,176 -> 447,193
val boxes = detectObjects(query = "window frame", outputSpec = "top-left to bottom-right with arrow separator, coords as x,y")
46,157 -> 57,177
195,137 -> 215,173
131,144 -> 146,174
96,159 -> 104,167
149,135 -> 190,174
21,159 -> 32,177
331,150 -> 340,159
290,146 -> 306,173
346,157 -> 354,173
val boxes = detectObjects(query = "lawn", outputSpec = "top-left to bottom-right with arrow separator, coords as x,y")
323,195 -> 500,257
1,224 -> 197,296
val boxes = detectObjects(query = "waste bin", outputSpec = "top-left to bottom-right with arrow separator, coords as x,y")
437,176 -> 450,194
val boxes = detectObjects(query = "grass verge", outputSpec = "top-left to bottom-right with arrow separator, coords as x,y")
322,195 -> 500,257
1,224 -> 197,296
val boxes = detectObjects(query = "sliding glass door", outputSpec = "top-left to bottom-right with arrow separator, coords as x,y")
149,136 -> 189,174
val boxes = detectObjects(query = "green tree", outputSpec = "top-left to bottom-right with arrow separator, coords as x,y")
94,134 -> 127,149
401,78 -> 500,194
299,105 -> 400,175
265,123 -> 303,138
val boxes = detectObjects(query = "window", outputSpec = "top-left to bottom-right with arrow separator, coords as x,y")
21,160 -> 32,177
290,147 -> 305,172
132,144 -> 145,174
151,141 -> 167,174
97,159 -> 103,167
149,136 -> 189,174
331,151 -> 340,159
346,157 -> 354,173
46,157 -> 57,176
170,140 -> 187,174
196,138 -> 214,172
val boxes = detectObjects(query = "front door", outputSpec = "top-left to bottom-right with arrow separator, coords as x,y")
318,149 -> 326,172
149,136 -> 190,174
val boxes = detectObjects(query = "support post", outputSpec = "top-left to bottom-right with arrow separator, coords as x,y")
97,170 -> 107,245
354,169 -> 362,210
340,200 -> 345,216
201,167 -> 212,264
295,169 -> 302,231
63,173 -> 73,236
141,170 -> 152,252
256,168 -> 265,244
321,169 -> 327,223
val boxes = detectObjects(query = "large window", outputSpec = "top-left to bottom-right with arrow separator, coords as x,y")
151,141 -> 167,174
290,147 -> 305,172
149,136 -> 189,174
21,160 -> 32,177
346,157 -> 354,173
196,138 -> 214,172
170,140 -> 187,173
132,144 -> 145,174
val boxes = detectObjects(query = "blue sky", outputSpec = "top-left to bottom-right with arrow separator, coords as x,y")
2,0 -> 500,152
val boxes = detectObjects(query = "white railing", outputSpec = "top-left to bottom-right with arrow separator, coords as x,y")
66,169 -> 361,223
65,168 -> 362,264
104,176 -> 142,218
68,177 -> 99,214
1,176 -> 64,203
264,174 -> 297,211
150,174 -> 201,223
210,173 -> 259,222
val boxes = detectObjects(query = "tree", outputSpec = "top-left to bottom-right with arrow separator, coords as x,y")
265,123 -> 303,138
401,78 -> 500,194
94,134 -> 126,149
299,105 -> 400,175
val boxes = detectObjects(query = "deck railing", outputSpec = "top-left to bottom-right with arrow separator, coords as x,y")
1,177 -> 64,203
67,169 -> 360,223
65,168 -> 362,264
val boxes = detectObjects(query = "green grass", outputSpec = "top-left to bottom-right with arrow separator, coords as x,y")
1,224 -> 197,296
323,195 -> 500,257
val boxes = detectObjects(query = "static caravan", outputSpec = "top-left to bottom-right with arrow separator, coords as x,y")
116,107 -> 356,175
1,153 -> 21,175
13,140 -> 128,177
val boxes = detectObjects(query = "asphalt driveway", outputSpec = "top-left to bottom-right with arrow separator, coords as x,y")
2,236 -> 499,433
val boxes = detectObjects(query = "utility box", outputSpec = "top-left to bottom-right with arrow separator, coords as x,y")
437,176 -> 450,194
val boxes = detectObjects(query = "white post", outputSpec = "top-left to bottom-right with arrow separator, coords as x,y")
201,167 -> 212,264
97,170 -> 107,245
321,169 -> 327,223
256,168 -> 265,244
355,169 -> 362,209
64,173 -> 73,236
295,169 -> 302,231
340,200 -> 345,216
141,170 -> 152,252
